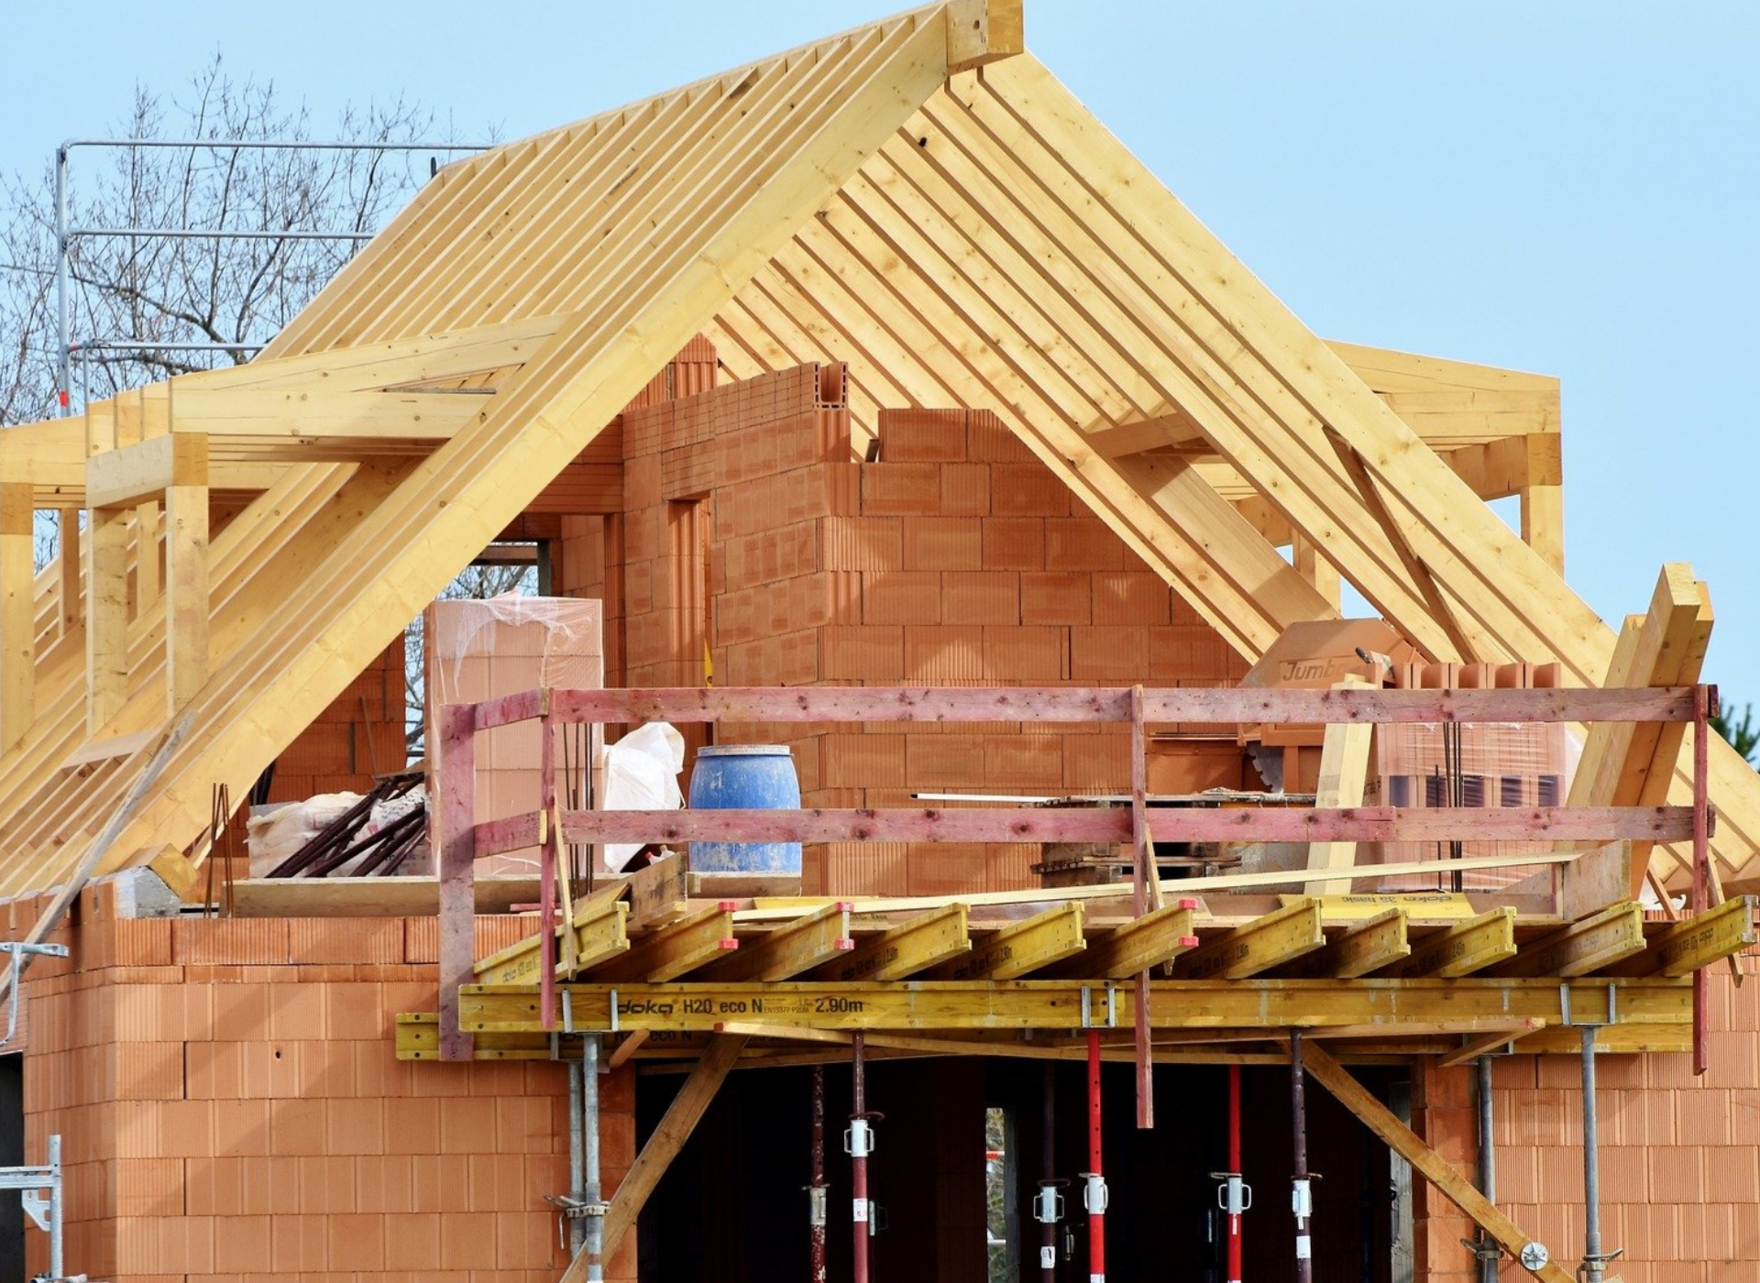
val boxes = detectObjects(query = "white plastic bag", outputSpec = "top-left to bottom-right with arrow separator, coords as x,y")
245,793 -> 362,878
601,722 -> 686,871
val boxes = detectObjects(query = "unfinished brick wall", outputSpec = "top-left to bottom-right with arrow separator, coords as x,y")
561,342 -> 1251,897
1412,965 -> 1760,1283
11,894 -> 636,1283
264,635 -> 407,805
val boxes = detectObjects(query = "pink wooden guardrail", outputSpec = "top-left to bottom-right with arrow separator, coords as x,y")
431,683 -> 1715,1061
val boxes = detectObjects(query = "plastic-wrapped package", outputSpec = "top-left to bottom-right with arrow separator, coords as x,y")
601,722 -> 687,871
246,794 -> 363,879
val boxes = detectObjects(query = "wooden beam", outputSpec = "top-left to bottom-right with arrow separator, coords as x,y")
1280,909 -> 1409,979
1436,1020 -> 1548,1070
945,0 -> 1023,72
1488,904 -> 1646,979
163,458 -> 209,714
1303,676 -> 1374,896
472,898 -> 631,986
697,903 -> 854,982
1300,1042 -> 1575,1283
928,903 -> 1086,979
436,702 -> 476,1060
563,1034 -> 750,1283
1176,899 -> 1324,980
1376,909 -> 1516,979
0,484 -> 34,753
1043,902 -> 1198,978
586,905 -> 739,983
85,433 -> 209,509
460,977 -> 1691,1036
83,506 -> 129,733
1604,895 -> 1757,978
169,387 -> 488,441
1519,433 -> 1564,574
808,904 -> 970,981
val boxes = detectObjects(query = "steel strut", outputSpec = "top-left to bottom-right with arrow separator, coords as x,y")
809,1065 -> 827,1283
1083,1028 -> 1108,1283
1290,1031 -> 1314,1283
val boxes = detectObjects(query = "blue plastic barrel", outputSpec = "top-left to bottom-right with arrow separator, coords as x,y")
687,745 -> 802,873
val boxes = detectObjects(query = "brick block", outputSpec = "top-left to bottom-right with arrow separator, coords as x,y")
942,571 -> 1018,625
982,518 -> 1044,570
820,627 -> 903,681
1092,571 -> 1172,625
862,463 -> 943,517
818,516 -> 902,571
1020,572 -> 1091,625
1045,516 -> 1125,571
824,842 -> 910,897
903,625 -> 985,683
983,732 -> 1065,791
822,734 -> 907,789
905,733 -> 990,790
863,571 -> 942,626
1070,626 -> 1150,681
878,407 -> 967,461
906,843 -> 987,897
967,410 -> 1036,462
990,462 -> 1070,516
983,626 -> 1067,682
940,462 -> 992,515
902,517 -> 982,571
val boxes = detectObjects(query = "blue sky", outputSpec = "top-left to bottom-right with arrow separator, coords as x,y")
4,2 -> 1755,694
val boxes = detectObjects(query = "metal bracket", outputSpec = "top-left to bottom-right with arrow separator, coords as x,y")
608,987 -> 620,1034
561,990 -> 575,1035
1210,1171 -> 1251,1215
1459,1233 -> 1503,1263
19,1188 -> 48,1233
0,943 -> 70,1048
544,1193 -> 610,1219
1080,1172 -> 1108,1214
1079,985 -> 1119,1029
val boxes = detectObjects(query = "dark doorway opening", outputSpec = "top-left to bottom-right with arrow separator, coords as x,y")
636,1054 -> 1410,1283
0,1054 -> 23,1281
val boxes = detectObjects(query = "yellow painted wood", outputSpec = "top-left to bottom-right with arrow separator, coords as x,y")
1488,904 -> 1645,979
1376,908 -> 1516,979
1043,903 -> 1197,979
1605,895 -> 1757,978
927,903 -> 1086,980
1435,1020 -> 1548,1069
474,900 -> 630,986
587,905 -> 739,983
1281,909 -> 1409,980
808,903 -> 970,981
696,903 -> 854,982
1176,899 -> 1324,980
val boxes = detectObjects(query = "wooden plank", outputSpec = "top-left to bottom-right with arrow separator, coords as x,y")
1488,904 -> 1646,979
737,850 -> 1582,920
83,506 -> 129,734
1436,1020 -> 1549,1070
1177,899 -> 1324,980
473,811 -> 544,859
1305,893 -> 1475,922
0,483 -> 33,753
945,0 -> 1024,72
586,905 -> 739,983
1377,909 -> 1516,979
1280,909 -> 1409,980
1303,676 -> 1374,896
1558,841 -> 1634,920
459,977 -> 1691,1036
927,903 -> 1086,980
696,903 -> 854,982
1043,902 -> 1198,978
1300,1042 -> 1575,1283
436,702 -> 477,1059
1604,895 -> 1758,978
627,853 -> 691,930
473,899 -> 630,986
229,874 -> 544,917
807,904 -> 970,981
170,387 -> 487,440
164,476 -> 208,714
542,683 -> 1695,728
85,432 -> 209,509
57,728 -> 161,772
560,1034 -> 750,1283
562,805 -> 1693,847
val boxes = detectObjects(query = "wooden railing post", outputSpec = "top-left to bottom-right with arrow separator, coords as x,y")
437,702 -> 478,1061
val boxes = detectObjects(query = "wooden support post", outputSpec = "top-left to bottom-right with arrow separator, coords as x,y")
540,707 -> 557,1032
84,505 -> 129,734
1301,1042 -> 1574,1283
1519,433 -> 1564,575
555,1034 -> 751,1283
436,702 -> 477,1060
1303,676 -> 1374,896
1293,533 -> 1343,611
1130,683 -> 1154,1129
164,436 -> 209,714
0,484 -> 33,753
57,508 -> 80,638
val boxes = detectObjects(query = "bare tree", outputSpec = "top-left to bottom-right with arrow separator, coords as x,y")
1,57 -> 483,569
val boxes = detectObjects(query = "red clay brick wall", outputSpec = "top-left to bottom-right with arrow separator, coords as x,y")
591,351 -> 1249,896
14,901 -> 636,1283
1418,967 -> 1760,1283
266,635 -> 406,804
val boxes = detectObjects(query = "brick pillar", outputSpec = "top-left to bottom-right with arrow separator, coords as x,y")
1411,1060 -> 1479,1282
